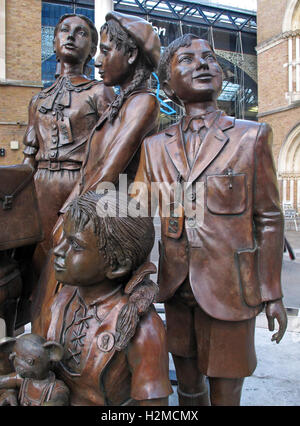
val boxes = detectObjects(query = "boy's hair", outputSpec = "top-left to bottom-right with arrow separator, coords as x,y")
100,19 -> 152,123
66,191 -> 155,272
54,14 -> 98,72
158,34 -> 214,85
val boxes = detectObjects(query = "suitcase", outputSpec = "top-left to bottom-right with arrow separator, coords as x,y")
0,164 -> 43,250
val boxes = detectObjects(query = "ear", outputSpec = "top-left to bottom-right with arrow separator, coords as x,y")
43,341 -> 64,362
127,48 -> 138,65
162,81 -> 183,106
0,337 -> 16,354
106,258 -> 132,280
53,38 -> 56,54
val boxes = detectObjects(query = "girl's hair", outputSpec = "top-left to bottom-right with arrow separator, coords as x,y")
101,19 -> 152,122
66,191 -> 154,272
54,14 -> 98,75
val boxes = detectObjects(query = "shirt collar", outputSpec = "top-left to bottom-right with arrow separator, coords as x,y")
182,109 -> 220,132
76,284 -> 123,309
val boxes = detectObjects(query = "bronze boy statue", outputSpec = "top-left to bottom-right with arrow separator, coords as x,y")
46,191 -> 172,406
132,34 -> 287,406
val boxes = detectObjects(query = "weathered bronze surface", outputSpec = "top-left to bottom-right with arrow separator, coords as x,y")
0,334 -> 69,406
132,34 -> 287,406
0,164 -> 43,334
32,12 -> 161,337
22,14 -> 114,268
46,191 -> 172,405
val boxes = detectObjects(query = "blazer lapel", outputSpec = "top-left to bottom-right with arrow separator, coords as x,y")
164,123 -> 190,182
187,112 -> 235,187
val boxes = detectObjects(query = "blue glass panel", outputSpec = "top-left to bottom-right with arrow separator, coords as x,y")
75,7 -> 94,21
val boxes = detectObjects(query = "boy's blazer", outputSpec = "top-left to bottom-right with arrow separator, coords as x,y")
132,111 -> 284,322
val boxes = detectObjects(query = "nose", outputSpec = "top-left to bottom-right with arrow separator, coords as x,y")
196,57 -> 209,70
53,237 -> 68,259
67,29 -> 76,41
94,52 -> 102,68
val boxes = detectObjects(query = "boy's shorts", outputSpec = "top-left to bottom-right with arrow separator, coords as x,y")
164,283 -> 257,379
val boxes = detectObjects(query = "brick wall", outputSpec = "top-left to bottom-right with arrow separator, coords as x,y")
257,40 -> 289,115
6,0 -> 41,82
0,0 -> 42,165
257,0 -> 300,210
257,0 -> 288,44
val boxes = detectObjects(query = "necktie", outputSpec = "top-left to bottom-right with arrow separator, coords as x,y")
184,117 -> 206,168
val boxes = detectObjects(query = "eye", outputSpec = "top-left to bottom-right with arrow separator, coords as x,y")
70,238 -> 83,251
100,47 -> 108,56
26,358 -> 34,366
78,30 -> 87,37
205,54 -> 216,62
179,56 -> 192,63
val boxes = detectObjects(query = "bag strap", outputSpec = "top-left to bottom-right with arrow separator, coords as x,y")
0,168 -> 34,210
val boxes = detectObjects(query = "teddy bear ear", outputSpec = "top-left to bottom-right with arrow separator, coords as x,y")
43,341 -> 64,362
0,337 -> 16,353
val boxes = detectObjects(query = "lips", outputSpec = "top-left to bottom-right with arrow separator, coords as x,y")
64,43 -> 76,50
54,260 -> 66,272
193,73 -> 213,80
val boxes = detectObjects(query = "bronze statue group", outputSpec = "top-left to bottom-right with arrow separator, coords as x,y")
0,11 -> 287,406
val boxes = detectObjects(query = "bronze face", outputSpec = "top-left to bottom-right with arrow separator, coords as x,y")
53,215 -> 110,287
166,39 -> 223,104
54,16 -> 93,65
95,29 -> 134,88
10,339 -> 50,380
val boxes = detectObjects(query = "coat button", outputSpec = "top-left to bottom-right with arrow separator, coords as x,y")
186,191 -> 196,201
186,217 -> 196,228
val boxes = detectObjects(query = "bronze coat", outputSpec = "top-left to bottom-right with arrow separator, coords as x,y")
133,111 -> 284,321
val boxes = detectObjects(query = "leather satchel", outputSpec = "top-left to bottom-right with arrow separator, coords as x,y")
0,164 -> 43,250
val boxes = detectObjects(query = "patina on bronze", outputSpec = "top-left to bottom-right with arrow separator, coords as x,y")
132,34 -> 287,406
0,334 -> 69,406
46,191 -> 172,406
32,12 -> 161,338
22,14 -> 114,267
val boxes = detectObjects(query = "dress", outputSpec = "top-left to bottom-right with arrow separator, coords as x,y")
23,75 -> 114,254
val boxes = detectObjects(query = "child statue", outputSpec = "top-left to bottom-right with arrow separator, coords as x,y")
46,191 -> 172,406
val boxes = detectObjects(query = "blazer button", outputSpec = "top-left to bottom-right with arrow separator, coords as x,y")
186,217 -> 196,228
187,191 -> 196,201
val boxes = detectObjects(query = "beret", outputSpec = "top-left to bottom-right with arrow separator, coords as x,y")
105,11 -> 161,70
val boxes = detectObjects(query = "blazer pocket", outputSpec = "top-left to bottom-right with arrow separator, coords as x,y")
236,246 -> 262,307
206,173 -> 247,215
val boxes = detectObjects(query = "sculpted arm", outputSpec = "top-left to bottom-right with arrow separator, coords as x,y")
22,95 -> 39,171
85,94 -> 159,191
253,123 -> 287,342
127,310 -> 172,406
130,138 -> 154,216
95,84 -> 115,117
0,372 -> 21,389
